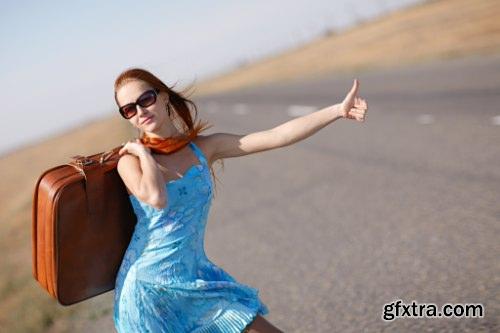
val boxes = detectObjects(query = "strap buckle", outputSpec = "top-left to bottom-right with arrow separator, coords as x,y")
70,155 -> 95,166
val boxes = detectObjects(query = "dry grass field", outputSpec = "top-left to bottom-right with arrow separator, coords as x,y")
194,0 -> 500,96
1,0 -> 499,331
0,116 -> 132,332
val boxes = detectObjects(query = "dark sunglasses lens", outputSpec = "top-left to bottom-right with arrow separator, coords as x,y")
121,105 -> 137,118
138,90 -> 157,107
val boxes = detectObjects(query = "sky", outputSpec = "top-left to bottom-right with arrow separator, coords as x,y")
0,0 -> 422,156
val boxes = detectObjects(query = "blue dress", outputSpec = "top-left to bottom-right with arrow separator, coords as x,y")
113,141 -> 269,333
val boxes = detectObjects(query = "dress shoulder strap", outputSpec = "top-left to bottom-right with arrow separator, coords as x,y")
188,141 -> 208,166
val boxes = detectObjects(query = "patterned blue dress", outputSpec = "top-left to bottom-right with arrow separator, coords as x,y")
113,141 -> 269,333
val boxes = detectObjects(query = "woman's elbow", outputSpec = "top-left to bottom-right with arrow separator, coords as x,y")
148,192 -> 167,210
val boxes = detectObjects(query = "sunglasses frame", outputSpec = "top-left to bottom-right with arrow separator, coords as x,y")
119,88 -> 161,119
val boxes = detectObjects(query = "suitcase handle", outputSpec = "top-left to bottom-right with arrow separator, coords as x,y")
67,146 -> 122,175
99,146 -> 121,164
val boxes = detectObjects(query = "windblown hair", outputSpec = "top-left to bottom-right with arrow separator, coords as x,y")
113,67 -> 223,196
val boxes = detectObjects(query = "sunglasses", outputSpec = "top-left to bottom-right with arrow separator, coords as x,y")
118,88 -> 160,119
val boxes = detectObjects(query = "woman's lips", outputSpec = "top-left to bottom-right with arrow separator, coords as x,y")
141,116 -> 153,124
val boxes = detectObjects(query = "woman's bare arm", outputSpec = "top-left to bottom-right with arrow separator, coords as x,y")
206,79 -> 368,161
271,103 -> 344,147
117,140 -> 167,209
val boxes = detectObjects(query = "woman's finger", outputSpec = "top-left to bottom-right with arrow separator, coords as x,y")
346,111 -> 365,121
348,79 -> 359,99
350,108 -> 366,115
356,102 -> 367,110
119,143 -> 128,156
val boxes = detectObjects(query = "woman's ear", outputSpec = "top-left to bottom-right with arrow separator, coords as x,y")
159,91 -> 169,105
166,103 -> 172,117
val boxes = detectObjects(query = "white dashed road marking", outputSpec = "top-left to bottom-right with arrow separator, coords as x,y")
416,114 -> 435,125
491,115 -> 500,125
287,105 -> 317,117
233,103 -> 249,115
204,102 -> 219,113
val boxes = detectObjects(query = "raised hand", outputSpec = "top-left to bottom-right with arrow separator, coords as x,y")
339,79 -> 368,122
118,138 -> 151,157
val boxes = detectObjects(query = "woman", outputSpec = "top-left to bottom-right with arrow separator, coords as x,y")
113,68 -> 368,333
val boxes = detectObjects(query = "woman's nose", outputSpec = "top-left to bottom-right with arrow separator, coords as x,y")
136,105 -> 149,116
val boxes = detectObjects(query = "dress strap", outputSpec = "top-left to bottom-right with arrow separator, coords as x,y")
188,141 -> 208,166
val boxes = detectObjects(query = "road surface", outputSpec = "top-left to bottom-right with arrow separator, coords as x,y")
79,53 -> 500,332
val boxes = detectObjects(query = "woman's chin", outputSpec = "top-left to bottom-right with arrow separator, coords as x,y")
143,121 -> 157,131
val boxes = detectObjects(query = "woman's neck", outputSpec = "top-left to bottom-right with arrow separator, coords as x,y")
145,124 -> 182,139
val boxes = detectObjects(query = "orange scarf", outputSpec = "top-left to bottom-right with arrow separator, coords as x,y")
140,120 -> 210,155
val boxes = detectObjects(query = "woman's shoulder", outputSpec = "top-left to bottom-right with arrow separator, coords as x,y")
193,134 -> 217,166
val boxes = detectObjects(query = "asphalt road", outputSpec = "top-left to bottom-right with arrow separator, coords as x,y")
80,54 -> 500,332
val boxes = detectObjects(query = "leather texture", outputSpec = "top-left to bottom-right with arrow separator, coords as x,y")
32,146 -> 137,305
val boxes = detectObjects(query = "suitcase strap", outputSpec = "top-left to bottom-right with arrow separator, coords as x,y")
67,146 -> 122,220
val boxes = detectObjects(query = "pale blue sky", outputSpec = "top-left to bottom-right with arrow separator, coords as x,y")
0,0 -> 422,155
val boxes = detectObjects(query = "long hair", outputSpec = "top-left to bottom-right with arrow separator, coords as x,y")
113,67 -> 223,196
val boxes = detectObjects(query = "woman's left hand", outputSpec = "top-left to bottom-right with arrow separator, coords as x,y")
339,79 -> 368,122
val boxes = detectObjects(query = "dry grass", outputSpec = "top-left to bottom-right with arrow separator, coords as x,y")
0,115 -> 133,332
1,0 -> 499,331
193,0 -> 500,96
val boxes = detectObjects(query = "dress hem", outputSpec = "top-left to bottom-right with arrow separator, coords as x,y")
191,301 -> 268,333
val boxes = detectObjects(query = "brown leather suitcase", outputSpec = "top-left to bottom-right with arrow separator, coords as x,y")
32,146 -> 137,305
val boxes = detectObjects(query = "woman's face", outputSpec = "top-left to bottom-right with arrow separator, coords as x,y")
116,80 -> 170,132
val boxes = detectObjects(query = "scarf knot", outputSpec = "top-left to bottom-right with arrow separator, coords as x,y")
139,120 -> 211,154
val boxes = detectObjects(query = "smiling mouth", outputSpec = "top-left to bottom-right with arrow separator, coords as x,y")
141,116 -> 153,124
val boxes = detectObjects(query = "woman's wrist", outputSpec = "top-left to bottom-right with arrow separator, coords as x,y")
331,104 -> 345,120
137,147 -> 152,160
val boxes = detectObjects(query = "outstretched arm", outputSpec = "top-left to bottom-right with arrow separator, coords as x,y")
206,79 -> 368,162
